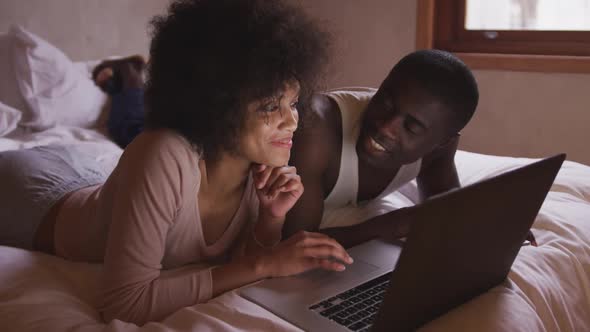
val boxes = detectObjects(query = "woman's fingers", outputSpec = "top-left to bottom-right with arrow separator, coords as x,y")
252,163 -> 266,172
277,179 -> 304,198
288,230 -> 339,243
286,231 -> 353,264
253,164 -> 272,189
263,166 -> 297,194
304,257 -> 346,272
253,165 -> 296,192
317,259 -> 347,272
269,232 -> 352,277
268,174 -> 302,198
301,245 -> 353,265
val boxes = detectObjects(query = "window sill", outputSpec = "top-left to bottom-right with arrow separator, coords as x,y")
415,0 -> 590,74
453,53 -> 590,74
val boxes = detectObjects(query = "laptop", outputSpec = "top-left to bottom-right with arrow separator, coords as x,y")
240,154 -> 565,332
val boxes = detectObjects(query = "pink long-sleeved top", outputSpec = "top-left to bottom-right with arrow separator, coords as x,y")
53,129 -> 257,325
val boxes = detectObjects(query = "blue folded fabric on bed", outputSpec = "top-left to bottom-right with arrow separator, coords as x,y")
108,88 -> 145,148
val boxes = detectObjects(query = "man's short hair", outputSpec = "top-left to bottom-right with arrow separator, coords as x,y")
385,49 -> 479,133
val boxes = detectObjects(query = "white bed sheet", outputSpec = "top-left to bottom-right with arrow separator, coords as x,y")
0,125 -> 120,154
1,127 -> 589,332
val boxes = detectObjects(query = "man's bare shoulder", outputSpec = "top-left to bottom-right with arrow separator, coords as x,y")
303,94 -> 341,135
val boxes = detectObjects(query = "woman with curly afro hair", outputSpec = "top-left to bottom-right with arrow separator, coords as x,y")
0,0 -> 353,325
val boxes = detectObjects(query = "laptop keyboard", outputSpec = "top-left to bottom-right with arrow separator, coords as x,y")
309,272 -> 391,331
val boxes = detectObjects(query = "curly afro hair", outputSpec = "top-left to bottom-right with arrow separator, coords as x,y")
144,0 -> 331,158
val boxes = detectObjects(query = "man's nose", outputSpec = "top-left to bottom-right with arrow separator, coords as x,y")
377,114 -> 403,137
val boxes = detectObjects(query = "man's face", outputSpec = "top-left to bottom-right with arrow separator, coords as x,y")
357,80 -> 454,169
236,81 -> 300,167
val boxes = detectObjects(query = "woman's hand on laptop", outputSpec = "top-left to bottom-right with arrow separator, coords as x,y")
259,231 -> 353,278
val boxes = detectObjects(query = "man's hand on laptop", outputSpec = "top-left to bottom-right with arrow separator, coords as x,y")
259,231 -> 353,278
525,230 -> 538,246
372,207 -> 414,243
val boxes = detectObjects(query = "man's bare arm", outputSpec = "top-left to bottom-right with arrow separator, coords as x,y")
283,95 -> 334,238
417,135 -> 461,201
318,208 -> 415,248
320,136 -> 462,248
285,95 -> 414,248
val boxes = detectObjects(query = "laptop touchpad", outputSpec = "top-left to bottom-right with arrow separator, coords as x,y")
294,258 -> 380,288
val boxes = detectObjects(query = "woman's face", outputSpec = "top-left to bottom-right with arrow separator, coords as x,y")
237,81 -> 300,167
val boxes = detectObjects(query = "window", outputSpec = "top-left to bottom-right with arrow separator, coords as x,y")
465,0 -> 590,31
416,0 -> 590,72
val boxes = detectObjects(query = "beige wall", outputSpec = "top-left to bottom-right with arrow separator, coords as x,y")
301,0 -> 590,166
0,0 -> 167,61
460,71 -> 590,165
2,0 -> 588,165
300,0 -> 416,88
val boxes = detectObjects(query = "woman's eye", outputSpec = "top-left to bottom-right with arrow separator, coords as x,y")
290,101 -> 299,109
260,103 -> 280,113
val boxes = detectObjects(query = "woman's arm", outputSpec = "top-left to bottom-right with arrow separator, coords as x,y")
212,230 -> 353,297
217,163 -> 354,296
101,136 -> 352,325
100,134 -> 205,325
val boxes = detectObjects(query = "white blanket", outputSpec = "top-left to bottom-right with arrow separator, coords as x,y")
1,127 -> 589,331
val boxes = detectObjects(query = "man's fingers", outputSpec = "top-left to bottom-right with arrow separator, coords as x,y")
526,230 -> 538,246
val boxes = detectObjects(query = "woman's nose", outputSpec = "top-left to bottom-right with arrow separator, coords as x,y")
280,106 -> 298,132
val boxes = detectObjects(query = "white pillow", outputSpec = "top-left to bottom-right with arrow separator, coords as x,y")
10,25 -> 108,131
0,33 -> 29,116
0,101 -> 22,136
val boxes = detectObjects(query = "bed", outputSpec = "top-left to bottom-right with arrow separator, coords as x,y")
1,26 -> 590,332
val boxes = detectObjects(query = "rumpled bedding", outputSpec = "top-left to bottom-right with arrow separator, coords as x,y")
0,126 -> 589,331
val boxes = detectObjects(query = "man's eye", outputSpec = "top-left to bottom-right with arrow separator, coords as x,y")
404,120 -> 423,135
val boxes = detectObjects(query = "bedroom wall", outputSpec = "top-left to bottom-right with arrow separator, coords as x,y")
1,0 -> 588,165
299,0 -> 416,88
0,0 -> 167,61
300,0 -> 590,166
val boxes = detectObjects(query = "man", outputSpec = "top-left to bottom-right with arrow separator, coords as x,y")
95,50 -> 534,248
283,49 -> 482,248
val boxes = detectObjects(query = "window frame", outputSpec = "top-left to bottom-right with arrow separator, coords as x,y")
416,0 -> 590,73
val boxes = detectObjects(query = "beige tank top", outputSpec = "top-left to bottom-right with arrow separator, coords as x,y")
321,87 -> 421,227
